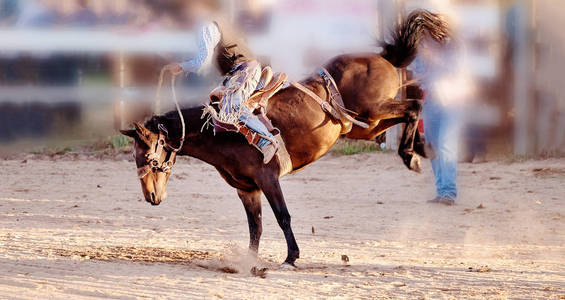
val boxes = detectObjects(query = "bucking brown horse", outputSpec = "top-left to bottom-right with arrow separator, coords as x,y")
121,10 -> 449,267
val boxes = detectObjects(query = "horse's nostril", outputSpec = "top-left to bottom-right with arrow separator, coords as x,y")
151,192 -> 156,202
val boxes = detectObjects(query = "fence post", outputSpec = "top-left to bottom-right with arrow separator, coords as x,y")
513,0 -> 535,155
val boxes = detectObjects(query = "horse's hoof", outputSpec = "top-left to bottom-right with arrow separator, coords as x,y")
250,266 -> 268,278
410,155 -> 422,173
279,262 -> 297,271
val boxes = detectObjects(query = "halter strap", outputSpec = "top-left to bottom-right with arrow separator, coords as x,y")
137,131 -> 174,179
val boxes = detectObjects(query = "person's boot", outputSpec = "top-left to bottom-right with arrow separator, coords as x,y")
427,196 -> 442,204
438,197 -> 455,206
262,143 -> 278,164
427,196 -> 455,206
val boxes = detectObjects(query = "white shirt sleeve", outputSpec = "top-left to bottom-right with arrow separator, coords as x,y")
180,22 -> 221,74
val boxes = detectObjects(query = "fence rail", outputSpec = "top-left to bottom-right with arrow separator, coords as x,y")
0,29 -> 196,54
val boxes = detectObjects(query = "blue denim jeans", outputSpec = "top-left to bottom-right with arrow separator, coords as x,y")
423,100 -> 462,200
239,107 -> 272,149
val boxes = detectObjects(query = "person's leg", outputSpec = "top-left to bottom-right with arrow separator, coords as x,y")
423,101 -> 443,197
436,106 -> 462,200
239,110 -> 274,146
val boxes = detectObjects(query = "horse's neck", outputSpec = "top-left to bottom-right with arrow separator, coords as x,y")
182,136 -> 215,165
173,109 -> 215,161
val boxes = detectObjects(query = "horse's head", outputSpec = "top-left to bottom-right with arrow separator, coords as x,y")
121,122 -> 179,206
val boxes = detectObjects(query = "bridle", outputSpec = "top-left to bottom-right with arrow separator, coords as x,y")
136,128 -> 178,179
137,69 -> 186,179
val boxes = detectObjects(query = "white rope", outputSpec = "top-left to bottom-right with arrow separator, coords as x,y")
155,68 -> 185,152
154,68 -> 165,114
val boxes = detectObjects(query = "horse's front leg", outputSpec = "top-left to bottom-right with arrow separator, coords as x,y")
257,176 -> 300,267
237,189 -> 263,254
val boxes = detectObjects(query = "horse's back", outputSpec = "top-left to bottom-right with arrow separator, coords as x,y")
260,53 -> 401,170
326,53 -> 400,114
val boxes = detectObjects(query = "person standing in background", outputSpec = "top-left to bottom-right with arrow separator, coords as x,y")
410,18 -> 474,206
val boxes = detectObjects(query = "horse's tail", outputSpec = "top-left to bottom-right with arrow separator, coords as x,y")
380,9 -> 450,68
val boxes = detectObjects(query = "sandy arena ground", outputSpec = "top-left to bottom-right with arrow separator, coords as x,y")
0,152 -> 564,299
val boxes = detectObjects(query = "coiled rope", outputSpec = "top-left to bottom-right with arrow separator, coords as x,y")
155,68 -> 185,152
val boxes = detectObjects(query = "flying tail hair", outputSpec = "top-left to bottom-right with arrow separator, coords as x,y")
381,9 -> 450,68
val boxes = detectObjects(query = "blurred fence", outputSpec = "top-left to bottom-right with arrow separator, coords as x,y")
0,0 -> 563,156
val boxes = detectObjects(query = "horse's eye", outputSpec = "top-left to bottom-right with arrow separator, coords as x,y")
151,160 -> 158,167
159,139 -> 164,145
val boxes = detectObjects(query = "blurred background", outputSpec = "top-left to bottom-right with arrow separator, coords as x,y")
0,0 -> 563,159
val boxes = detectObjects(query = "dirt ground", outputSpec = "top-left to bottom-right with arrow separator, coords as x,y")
0,152 -> 564,299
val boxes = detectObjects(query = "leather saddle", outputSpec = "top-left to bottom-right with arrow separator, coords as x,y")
246,66 -> 288,110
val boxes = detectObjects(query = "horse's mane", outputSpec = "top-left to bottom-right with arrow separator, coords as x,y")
143,106 -> 210,140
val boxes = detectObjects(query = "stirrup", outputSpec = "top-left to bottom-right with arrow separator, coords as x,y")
262,142 -> 279,164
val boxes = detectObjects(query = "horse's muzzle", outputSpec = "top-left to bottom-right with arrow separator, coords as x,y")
146,191 -> 167,206
148,192 -> 161,206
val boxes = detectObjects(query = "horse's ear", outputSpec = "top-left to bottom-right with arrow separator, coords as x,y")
133,122 -> 153,146
120,129 -> 137,138
133,122 -> 151,136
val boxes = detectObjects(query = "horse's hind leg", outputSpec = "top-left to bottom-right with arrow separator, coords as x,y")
398,104 -> 423,172
237,189 -> 263,254
370,120 -> 431,159
257,176 -> 300,266
382,99 -> 423,172
348,99 -> 424,172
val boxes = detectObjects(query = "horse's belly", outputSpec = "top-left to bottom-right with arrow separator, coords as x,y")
269,96 -> 343,170
283,116 -> 342,170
